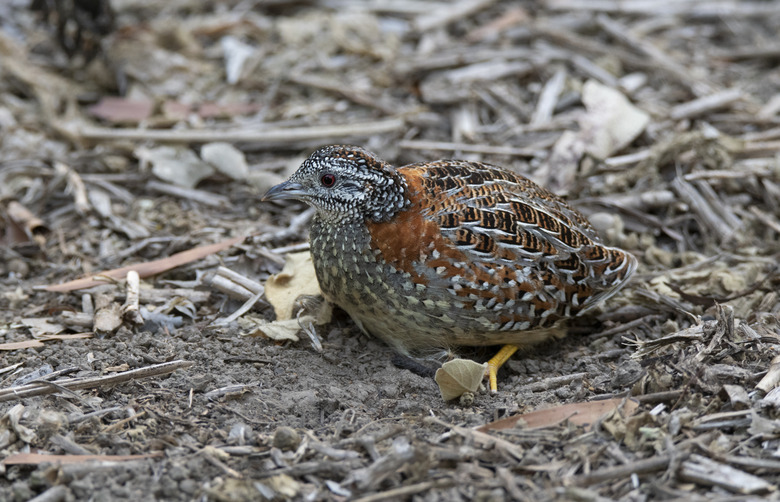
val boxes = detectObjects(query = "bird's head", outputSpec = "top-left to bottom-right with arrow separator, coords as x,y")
263,145 -> 409,223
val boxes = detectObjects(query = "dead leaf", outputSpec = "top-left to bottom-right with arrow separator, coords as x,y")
580,79 -> 650,159
7,201 -> 47,236
3,201 -> 47,249
87,97 -> 154,124
265,474 -> 301,498
239,316 -> 306,342
21,318 -> 65,337
265,252 -> 322,320
221,35 -> 256,85
1,213 -> 30,247
536,79 -> 649,192
748,409 -> 780,438
477,397 -> 639,432
136,145 -> 215,188
4,404 -> 35,443
201,142 -> 249,181
0,340 -> 45,351
94,302 -> 123,336
620,411 -> 661,450
106,363 -> 131,372
435,359 -> 487,401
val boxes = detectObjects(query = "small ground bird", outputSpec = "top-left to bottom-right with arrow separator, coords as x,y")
264,145 -> 637,392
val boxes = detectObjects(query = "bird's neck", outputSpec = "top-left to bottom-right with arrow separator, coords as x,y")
364,169 -> 411,223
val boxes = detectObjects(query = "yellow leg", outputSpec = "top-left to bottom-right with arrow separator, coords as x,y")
487,344 -> 519,393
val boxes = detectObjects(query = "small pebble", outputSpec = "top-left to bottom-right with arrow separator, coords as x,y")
459,391 -> 475,407
179,479 -> 198,495
272,426 -> 301,451
8,258 -> 29,277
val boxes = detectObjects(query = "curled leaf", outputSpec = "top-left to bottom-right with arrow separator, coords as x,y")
239,315 -> 310,342
435,359 -> 487,401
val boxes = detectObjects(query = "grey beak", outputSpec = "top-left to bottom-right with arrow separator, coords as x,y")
262,180 -> 306,201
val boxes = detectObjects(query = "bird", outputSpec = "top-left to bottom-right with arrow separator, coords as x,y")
263,145 -> 637,393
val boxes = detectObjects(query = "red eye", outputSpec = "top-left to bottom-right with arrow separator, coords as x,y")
320,173 -> 336,187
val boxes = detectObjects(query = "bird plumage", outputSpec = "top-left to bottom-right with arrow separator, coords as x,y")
264,145 -> 636,381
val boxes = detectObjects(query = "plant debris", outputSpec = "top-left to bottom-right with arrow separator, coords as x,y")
1,1 -> 780,500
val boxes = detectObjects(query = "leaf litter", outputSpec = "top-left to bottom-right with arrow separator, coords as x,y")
0,1 -> 779,500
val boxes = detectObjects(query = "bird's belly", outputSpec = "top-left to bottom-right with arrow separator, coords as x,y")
313,248 -> 453,352
310,227 -> 559,354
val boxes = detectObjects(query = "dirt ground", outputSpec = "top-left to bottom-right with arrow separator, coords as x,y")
1,1 -> 780,501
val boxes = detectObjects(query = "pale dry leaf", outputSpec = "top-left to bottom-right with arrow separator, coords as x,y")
711,263 -> 760,295
135,145 -> 215,189
201,142 -> 249,181
239,315 -> 309,342
748,410 -> 780,438
537,80 -> 650,192
221,36 -> 256,85
580,79 -> 650,159
94,302 -> 123,336
20,318 -> 65,337
434,359 -> 487,401
265,252 -> 322,320
106,363 -> 131,372
266,474 -> 301,498
5,404 -> 35,444
3,286 -> 29,309
601,401 -> 645,442
330,12 -> 399,60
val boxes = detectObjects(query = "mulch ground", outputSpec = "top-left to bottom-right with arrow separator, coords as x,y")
1,1 -> 780,500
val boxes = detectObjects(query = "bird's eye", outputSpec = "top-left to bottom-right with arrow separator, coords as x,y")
320,173 -> 337,187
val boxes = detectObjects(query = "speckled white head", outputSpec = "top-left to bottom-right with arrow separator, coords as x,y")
263,145 -> 410,223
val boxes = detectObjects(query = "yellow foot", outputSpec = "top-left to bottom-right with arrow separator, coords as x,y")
487,344 -> 519,394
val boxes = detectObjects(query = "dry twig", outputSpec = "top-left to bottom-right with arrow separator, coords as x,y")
0,360 -> 193,402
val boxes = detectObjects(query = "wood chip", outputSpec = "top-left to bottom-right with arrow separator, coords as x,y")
679,454 -> 776,494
